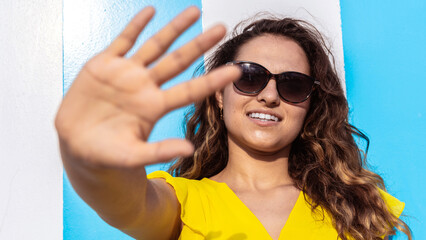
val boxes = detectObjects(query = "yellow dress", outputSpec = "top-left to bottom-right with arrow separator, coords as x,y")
147,171 -> 405,240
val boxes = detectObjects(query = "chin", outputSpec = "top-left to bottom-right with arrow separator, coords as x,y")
228,132 -> 294,156
246,141 -> 292,156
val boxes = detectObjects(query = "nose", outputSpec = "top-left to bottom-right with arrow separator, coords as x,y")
256,78 -> 280,106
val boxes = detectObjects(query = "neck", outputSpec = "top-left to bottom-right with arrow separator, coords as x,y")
213,136 -> 294,191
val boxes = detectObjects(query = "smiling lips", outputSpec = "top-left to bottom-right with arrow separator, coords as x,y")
248,112 -> 280,122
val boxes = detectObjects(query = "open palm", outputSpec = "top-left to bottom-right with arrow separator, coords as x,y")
55,6 -> 240,169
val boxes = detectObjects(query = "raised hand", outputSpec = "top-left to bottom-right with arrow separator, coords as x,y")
55,6 -> 240,169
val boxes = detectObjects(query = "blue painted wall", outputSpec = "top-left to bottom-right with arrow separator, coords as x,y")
63,0 -> 202,239
341,1 -> 426,239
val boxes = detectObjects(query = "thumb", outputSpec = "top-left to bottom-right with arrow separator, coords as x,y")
133,139 -> 194,166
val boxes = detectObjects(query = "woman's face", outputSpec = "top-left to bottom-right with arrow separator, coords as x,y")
216,34 -> 311,155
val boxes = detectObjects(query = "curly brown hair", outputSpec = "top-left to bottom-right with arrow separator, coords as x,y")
168,17 -> 411,240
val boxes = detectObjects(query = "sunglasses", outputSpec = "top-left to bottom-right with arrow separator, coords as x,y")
227,61 -> 320,103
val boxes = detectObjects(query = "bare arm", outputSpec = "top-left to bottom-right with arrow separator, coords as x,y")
55,6 -> 240,239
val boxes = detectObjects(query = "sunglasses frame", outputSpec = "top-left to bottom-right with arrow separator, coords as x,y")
227,61 -> 320,103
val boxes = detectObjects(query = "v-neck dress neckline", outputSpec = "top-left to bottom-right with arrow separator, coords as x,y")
147,170 -> 406,240
202,177 -> 303,240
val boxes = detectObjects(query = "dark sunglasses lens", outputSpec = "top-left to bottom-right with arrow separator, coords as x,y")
234,63 -> 268,93
277,72 -> 314,103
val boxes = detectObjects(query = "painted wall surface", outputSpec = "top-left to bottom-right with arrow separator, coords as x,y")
0,0 -> 63,239
341,0 -> 426,239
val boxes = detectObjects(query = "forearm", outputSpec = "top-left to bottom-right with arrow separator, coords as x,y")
60,142 -> 149,229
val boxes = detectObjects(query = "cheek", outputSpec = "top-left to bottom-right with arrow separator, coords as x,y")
223,100 -> 243,127
222,85 -> 243,115
295,100 -> 310,121
294,111 -> 308,129
285,103 -> 310,130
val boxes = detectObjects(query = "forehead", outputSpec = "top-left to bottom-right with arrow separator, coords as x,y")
235,34 -> 310,74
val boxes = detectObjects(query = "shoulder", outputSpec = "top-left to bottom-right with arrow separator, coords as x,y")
289,190 -> 405,239
147,170 -> 214,194
147,170 -> 192,193
377,188 -> 405,218
147,171 -> 221,237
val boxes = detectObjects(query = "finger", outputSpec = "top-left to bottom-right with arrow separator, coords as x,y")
105,6 -> 155,56
162,65 -> 241,112
128,139 -> 194,167
132,6 -> 200,65
149,24 -> 227,85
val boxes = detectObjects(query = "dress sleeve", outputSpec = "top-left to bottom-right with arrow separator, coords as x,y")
147,171 -> 207,237
378,188 -> 405,218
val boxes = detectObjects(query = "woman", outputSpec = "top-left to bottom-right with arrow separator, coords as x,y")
55,6 -> 411,240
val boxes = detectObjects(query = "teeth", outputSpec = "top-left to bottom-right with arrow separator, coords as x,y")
248,113 -> 279,122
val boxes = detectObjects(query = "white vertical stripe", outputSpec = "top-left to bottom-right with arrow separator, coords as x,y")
202,0 -> 345,92
0,0 -> 63,239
